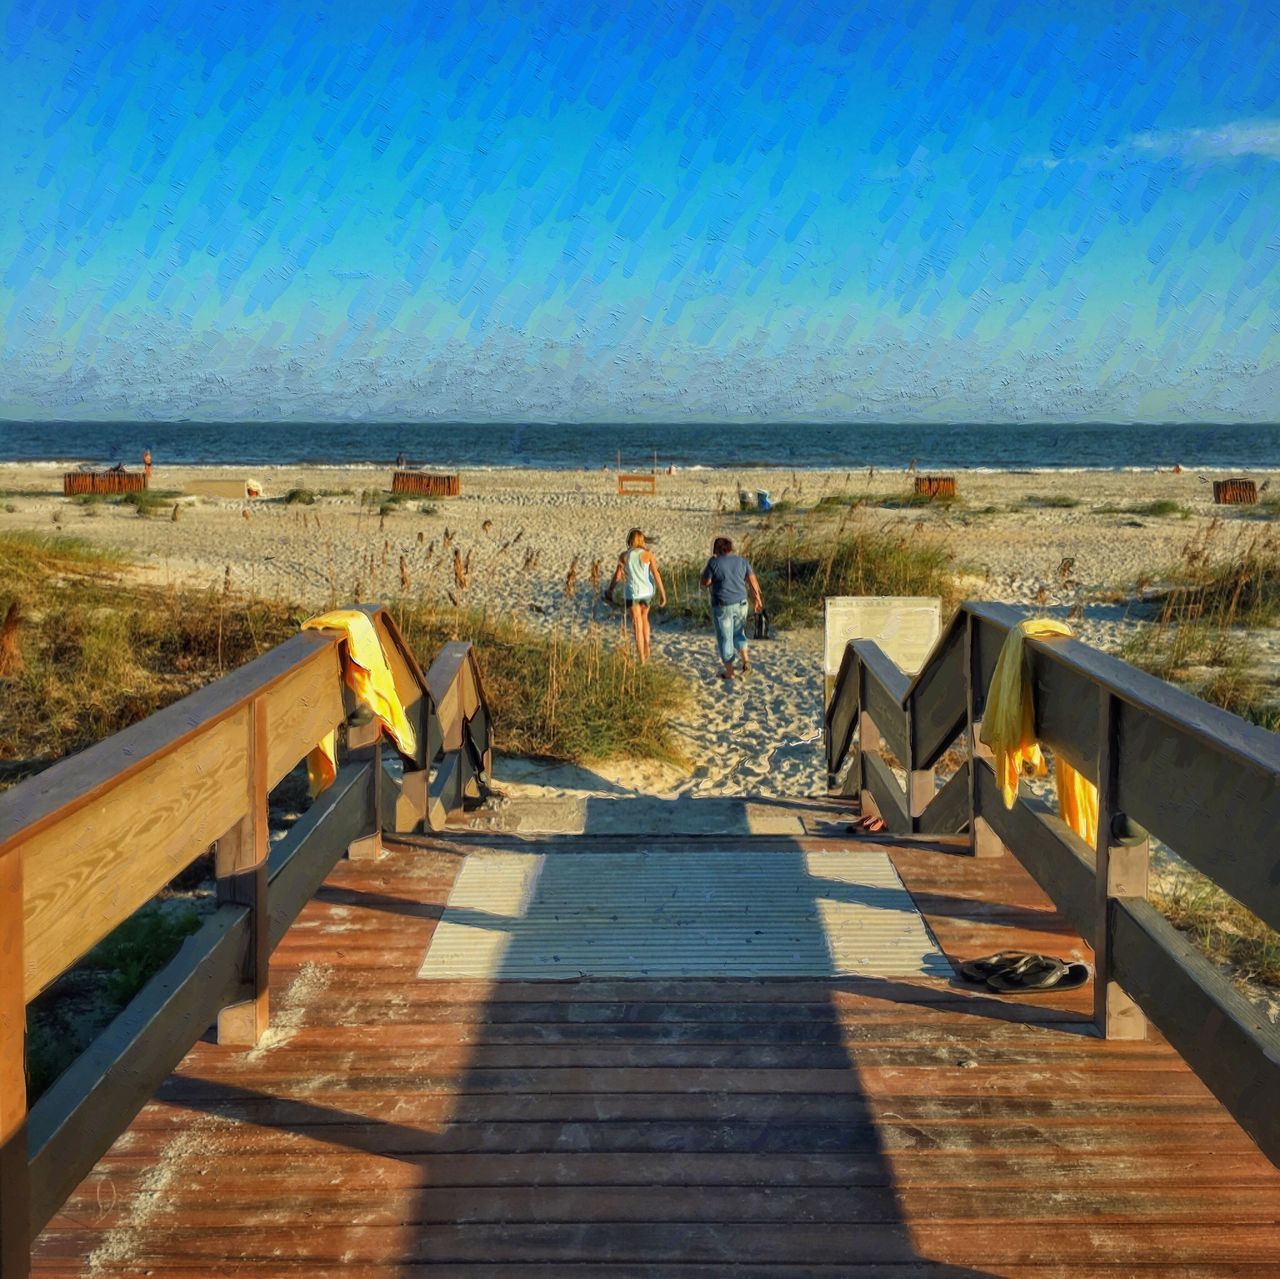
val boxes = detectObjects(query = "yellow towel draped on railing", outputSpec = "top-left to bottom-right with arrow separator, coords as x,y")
978,619 -> 1099,847
301,610 -> 418,795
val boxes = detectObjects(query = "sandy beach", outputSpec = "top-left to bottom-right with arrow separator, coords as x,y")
4,461 -> 1276,801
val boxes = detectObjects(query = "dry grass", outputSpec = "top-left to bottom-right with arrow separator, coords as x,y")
0,533 -> 689,782
1152,871 -> 1280,989
666,509 -> 957,628
391,602 -> 688,765
1122,524 -> 1279,730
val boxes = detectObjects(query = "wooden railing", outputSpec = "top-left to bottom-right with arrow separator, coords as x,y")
0,605 -> 490,1278
825,600 -> 1280,1166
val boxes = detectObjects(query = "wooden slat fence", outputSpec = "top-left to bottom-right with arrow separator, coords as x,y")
391,471 -> 460,497
61,471 -> 148,497
824,599 -> 1280,1165
0,605 -> 491,1279
913,474 -> 956,499
1213,478 -> 1257,504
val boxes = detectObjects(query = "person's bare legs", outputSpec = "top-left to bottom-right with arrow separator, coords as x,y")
629,602 -> 651,662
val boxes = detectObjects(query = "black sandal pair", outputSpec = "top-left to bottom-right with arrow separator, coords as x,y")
958,950 -> 1090,993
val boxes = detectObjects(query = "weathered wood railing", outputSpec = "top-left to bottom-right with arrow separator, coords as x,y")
825,600 -> 1280,1165
0,605 -> 490,1278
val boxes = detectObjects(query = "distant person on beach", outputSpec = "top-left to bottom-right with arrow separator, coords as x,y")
701,537 -> 764,680
143,449 -> 152,484
605,528 -> 666,663
396,450 -> 407,468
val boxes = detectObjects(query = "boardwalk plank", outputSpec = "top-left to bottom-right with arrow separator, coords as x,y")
31,834 -> 1280,1277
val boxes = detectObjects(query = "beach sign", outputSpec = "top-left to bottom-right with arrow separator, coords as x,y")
823,596 -> 942,705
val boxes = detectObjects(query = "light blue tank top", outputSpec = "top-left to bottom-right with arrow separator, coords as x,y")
623,547 -> 654,601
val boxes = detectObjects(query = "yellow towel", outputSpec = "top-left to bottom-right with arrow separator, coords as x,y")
301,610 -> 418,795
979,619 -> 1098,847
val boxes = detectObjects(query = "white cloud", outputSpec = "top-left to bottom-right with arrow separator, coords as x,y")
1129,120 -> 1280,160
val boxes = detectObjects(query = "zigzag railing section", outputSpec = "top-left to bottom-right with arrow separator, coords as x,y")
0,605 -> 491,1279
824,600 -> 1280,1168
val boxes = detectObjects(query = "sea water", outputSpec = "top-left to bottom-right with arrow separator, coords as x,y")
0,420 -> 1277,471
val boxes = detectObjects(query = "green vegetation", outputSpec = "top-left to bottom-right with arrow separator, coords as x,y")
0,533 -> 300,770
1095,499 -> 1190,518
1023,493 -> 1080,509
0,531 -> 689,774
874,489 -> 962,509
665,515 -> 956,629
1153,872 -> 1280,989
1122,528 -> 1279,731
284,486 -> 354,503
26,902 -> 202,1097
394,605 -> 687,764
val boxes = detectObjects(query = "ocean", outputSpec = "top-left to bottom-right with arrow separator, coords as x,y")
0,420 -> 1277,471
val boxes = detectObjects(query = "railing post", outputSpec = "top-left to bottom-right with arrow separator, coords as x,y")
836,657 -> 862,799
903,702 -> 934,832
965,613 -> 1004,858
0,849 -> 29,1279
856,699 -> 881,823
346,718 -> 384,861
1093,693 -> 1149,1040
215,696 -> 270,1047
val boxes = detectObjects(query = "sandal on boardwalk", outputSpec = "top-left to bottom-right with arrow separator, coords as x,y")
846,814 -> 886,834
986,955 -> 1068,993
1050,961 -> 1091,991
958,951 -> 1039,984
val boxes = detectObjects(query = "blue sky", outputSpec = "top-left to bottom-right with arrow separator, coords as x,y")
3,0 -> 1279,421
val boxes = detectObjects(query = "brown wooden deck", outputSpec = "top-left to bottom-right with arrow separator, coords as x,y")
31,829 -> 1280,1278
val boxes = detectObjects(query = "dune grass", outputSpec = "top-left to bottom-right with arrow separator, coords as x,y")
0,532 -> 688,779
1152,871 -> 1280,989
1122,526 -> 1279,730
1022,493 -> 1081,509
1095,498 -> 1191,518
393,603 -> 687,765
665,516 -> 956,630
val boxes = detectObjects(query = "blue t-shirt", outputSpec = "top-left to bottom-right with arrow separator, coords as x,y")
703,553 -> 754,606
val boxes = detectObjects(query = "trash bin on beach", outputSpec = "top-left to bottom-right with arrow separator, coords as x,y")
757,489 -> 773,512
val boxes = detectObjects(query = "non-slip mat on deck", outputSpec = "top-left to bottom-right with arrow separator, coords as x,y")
418,848 -> 951,979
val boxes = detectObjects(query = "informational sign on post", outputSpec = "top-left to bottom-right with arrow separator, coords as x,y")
823,597 -> 943,705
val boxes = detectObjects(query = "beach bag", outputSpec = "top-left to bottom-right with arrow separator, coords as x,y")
753,608 -> 770,640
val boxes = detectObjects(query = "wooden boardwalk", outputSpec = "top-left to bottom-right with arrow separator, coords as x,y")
32,824 -> 1280,1277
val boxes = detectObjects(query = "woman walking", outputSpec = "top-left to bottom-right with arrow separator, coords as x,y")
605,528 -> 666,662
701,537 -> 764,679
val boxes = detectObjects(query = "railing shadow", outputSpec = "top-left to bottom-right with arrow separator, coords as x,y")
154,829 -> 1006,1274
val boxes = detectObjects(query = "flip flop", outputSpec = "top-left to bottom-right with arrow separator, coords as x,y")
846,814 -> 886,834
986,955 -> 1068,992
958,951 -> 1039,983
1050,961 -> 1091,991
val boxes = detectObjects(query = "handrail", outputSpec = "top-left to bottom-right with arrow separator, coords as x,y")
824,599 -> 1280,1167
0,604 -> 492,1277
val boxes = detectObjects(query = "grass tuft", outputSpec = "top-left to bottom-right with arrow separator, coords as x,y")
1153,872 -> 1280,989
1123,525 -> 1279,730
1095,499 -> 1190,518
665,515 -> 956,629
393,604 -> 687,764
1023,493 -> 1080,509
